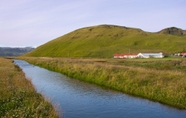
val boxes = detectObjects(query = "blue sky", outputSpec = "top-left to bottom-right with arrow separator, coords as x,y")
0,0 -> 185,47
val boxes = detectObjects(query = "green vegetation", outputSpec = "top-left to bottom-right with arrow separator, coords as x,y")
22,24 -> 186,109
158,27 -> 185,36
0,58 -> 59,118
25,25 -> 186,58
20,57 -> 186,109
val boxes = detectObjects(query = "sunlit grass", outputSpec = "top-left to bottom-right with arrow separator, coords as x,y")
24,25 -> 186,58
0,58 -> 59,117
20,57 -> 186,109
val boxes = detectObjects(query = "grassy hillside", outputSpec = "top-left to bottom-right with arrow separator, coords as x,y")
25,25 -> 186,58
158,27 -> 185,36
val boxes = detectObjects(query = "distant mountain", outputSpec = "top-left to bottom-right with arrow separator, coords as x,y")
0,47 -> 35,56
158,27 -> 186,36
24,25 -> 186,58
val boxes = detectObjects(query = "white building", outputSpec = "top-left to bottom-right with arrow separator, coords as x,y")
137,52 -> 164,58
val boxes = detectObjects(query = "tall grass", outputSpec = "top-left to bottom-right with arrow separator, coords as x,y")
0,58 -> 59,118
20,57 -> 186,109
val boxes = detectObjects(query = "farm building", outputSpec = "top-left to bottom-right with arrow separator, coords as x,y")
137,52 -> 164,58
114,54 -> 137,59
179,52 -> 186,56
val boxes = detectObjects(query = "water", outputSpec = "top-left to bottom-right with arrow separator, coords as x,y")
14,60 -> 186,118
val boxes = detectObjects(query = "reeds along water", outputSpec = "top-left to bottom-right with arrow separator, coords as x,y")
0,58 -> 59,118
20,57 -> 186,109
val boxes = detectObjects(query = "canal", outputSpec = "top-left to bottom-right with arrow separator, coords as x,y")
14,60 -> 186,118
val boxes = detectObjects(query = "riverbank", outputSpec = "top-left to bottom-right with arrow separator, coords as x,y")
19,57 -> 186,109
0,58 -> 59,117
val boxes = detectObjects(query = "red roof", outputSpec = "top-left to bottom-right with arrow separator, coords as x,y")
114,54 -> 137,56
181,52 -> 186,55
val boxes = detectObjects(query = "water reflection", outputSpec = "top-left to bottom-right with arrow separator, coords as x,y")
14,60 -> 186,118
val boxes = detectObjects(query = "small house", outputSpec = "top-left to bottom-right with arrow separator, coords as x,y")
180,52 -> 186,56
114,54 -> 137,59
114,54 -> 125,58
126,54 -> 138,58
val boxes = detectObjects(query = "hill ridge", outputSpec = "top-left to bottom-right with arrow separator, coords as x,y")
158,27 -> 185,36
25,24 -> 186,58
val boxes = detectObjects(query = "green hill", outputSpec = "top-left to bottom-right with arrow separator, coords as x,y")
158,27 -> 185,36
25,25 -> 186,58
0,47 -> 34,56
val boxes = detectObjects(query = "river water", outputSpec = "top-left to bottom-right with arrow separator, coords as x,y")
14,60 -> 186,118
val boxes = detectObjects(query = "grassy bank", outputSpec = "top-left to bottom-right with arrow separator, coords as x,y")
0,58 -> 59,117
20,57 -> 186,109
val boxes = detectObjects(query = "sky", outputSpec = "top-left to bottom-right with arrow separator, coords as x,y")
0,0 -> 185,47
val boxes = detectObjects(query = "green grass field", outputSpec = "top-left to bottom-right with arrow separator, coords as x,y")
0,58 -> 59,117
25,25 -> 186,58
19,57 -> 186,109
